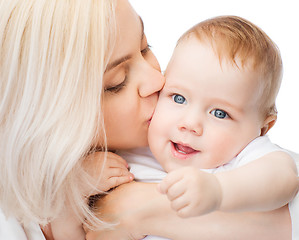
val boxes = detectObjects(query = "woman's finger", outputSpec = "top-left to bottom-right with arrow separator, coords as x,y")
107,174 -> 134,189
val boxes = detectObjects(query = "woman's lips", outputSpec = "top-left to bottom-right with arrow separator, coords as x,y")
147,112 -> 155,125
171,141 -> 199,160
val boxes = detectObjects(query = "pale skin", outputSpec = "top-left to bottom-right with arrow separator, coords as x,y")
44,152 -> 134,240
86,182 -> 293,240
158,152 -> 297,218
44,0 -> 164,239
84,14 -> 299,239
149,36 -> 298,218
47,2 -> 298,239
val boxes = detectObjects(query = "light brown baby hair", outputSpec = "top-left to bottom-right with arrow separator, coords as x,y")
178,15 -> 283,118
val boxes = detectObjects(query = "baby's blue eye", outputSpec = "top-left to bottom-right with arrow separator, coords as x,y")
172,94 -> 186,104
211,109 -> 229,119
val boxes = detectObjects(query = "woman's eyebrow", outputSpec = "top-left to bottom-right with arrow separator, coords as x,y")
139,16 -> 145,41
105,16 -> 144,73
105,54 -> 132,72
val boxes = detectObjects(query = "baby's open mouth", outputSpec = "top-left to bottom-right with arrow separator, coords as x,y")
173,142 -> 199,155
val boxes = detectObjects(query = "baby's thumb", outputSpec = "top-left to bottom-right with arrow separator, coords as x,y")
157,180 -> 168,194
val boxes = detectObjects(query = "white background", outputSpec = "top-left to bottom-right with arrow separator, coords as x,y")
130,0 -> 299,153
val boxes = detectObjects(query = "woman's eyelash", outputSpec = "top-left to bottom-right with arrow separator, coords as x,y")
104,78 -> 127,93
105,44 -> 151,94
141,44 -> 151,55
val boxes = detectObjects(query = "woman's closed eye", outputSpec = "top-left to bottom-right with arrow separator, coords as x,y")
141,44 -> 151,56
104,77 -> 127,93
104,43 -> 151,94
210,109 -> 230,119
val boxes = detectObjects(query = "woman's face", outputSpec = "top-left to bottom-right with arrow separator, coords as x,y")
102,0 -> 165,150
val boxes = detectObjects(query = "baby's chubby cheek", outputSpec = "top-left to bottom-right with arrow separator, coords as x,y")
147,119 -> 156,149
147,113 -> 163,156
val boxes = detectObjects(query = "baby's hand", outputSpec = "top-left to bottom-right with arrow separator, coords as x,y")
158,166 -> 222,218
83,151 -> 134,194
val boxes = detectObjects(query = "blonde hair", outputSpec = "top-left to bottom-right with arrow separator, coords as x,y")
0,0 -> 116,226
179,16 -> 283,117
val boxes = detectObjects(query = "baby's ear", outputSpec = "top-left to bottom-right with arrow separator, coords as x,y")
261,115 -> 277,136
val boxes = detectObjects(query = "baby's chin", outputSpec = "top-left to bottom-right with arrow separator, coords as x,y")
159,160 -> 181,173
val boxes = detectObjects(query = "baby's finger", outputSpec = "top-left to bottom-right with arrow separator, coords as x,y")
176,204 -> 194,218
170,196 -> 189,213
158,171 -> 184,194
166,180 -> 186,201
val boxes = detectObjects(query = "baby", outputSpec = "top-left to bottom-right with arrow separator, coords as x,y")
147,15 -> 298,218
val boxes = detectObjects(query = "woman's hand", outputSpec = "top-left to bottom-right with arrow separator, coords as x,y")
83,151 -> 134,194
48,151 -> 134,240
85,182 -> 159,240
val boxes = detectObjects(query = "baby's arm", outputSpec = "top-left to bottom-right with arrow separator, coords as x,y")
217,151 -> 298,211
159,151 -> 298,217
48,151 -> 134,240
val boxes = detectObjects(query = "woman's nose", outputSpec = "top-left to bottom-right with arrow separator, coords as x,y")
138,59 -> 165,98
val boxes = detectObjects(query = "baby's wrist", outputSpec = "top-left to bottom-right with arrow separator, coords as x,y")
213,174 -> 223,211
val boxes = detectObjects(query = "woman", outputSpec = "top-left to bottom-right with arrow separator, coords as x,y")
0,0 -> 163,239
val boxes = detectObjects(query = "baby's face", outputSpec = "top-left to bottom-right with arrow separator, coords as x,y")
148,36 -> 265,172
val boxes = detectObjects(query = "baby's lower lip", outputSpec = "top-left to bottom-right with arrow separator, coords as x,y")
170,142 -> 199,160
